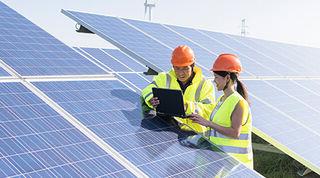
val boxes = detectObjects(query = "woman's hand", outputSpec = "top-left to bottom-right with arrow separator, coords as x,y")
188,113 -> 212,127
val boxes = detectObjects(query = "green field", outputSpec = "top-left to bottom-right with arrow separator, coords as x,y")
253,134 -> 319,178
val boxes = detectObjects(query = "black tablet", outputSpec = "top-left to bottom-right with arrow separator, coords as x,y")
152,88 -> 187,118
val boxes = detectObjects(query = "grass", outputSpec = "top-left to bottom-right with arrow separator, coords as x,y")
252,134 -> 319,178
254,150 -> 303,178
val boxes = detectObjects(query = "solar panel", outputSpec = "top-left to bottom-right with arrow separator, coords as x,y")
63,10 -> 320,78
277,43 -> 320,75
229,36 -> 318,76
79,48 -> 132,72
62,10 -> 171,73
33,79 -> 261,177
0,2 -> 106,76
199,31 -> 300,76
0,82 -> 134,177
102,49 -> 148,73
74,47 -> 153,90
117,73 -> 151,90
122,19 -> 212,76
246,80 -> 320,174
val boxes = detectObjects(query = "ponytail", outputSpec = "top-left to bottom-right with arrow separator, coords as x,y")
236,80 -> 249,103
230,73 -> 250,104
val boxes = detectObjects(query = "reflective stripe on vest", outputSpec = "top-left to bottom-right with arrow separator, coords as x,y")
200,98 -> 211,104
204,98 -> 223,138
150,81 -> 158,87
217,145 -> 250,154
165,74 -> 205,102
195,78 -> 205,101
210,130 -> 250,140
166,74 -> 171,88
210,129 -> 251,154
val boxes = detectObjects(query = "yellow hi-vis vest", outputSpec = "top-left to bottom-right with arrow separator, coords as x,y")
207,92 -> 253,169
141,66 -> 215,133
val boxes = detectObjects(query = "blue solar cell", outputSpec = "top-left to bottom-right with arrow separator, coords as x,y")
123,19 -> 212,76
198,30 -> 283,76
282,44 -> 320,75
117,73 -> 151,90
234,37 -> 317,76
75,47 -> 154,91
0,67 -> 10,76
268,80 -> 320,110
0,2 -> 106,75
0,82 -> 133,177
224,34 -> 302,76
80,47 -> 132,72
294,80 -> 320,94
34,79 -> 261,177
62,10 -> 173,73
246,80 -> 320,172
102,49 -> 148,72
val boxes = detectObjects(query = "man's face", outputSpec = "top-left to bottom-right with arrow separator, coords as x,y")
173,65 -> 193,83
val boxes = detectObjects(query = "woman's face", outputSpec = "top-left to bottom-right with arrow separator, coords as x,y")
213,72 -> 228,91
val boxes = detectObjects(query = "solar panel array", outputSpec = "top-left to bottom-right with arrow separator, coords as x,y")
62,10 -> 320,78
33,80 -> 261,177
0,82 -> 133,177
62,9 -> 320,175
0,2 -> 262,177
0,3 -> 106,76
71,48 -> 263,176
246,79 -> 320,172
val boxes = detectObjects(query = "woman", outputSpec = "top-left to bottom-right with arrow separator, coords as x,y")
189,54 -> 253,169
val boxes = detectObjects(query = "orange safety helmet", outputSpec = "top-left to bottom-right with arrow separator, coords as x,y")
211,54 -> 242,73
171,45 -> 195,67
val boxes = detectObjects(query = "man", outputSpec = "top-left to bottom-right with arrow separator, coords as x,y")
141,45 -> 215,133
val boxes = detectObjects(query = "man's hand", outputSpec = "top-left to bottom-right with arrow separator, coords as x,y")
149,97 -> 160,108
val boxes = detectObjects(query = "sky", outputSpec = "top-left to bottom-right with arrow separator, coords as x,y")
2,0 -> 320,49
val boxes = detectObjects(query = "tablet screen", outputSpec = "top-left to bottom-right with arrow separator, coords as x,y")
152,88 -> 186,118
